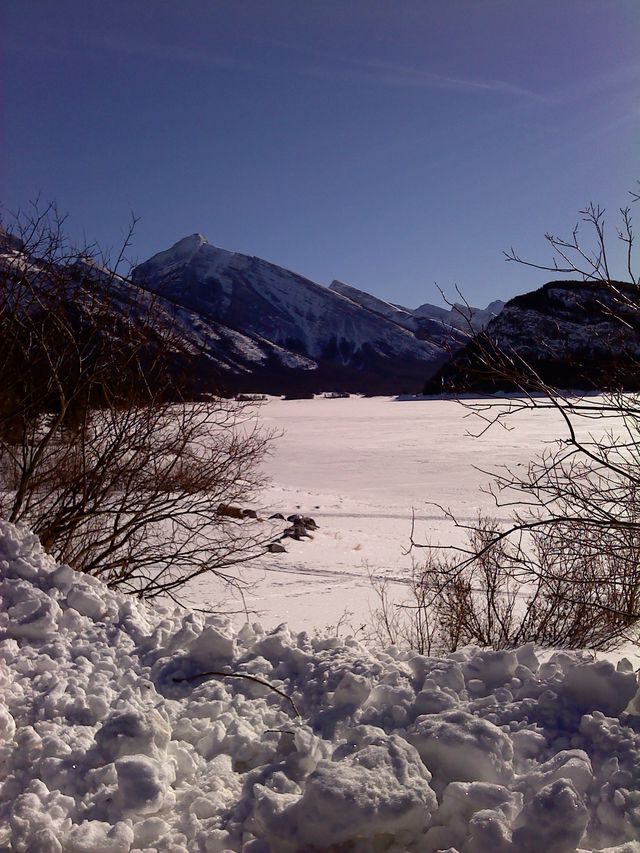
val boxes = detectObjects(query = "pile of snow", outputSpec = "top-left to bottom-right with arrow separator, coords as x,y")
2,519 -> 640,852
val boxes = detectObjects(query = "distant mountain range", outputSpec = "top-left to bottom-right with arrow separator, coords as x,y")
16,224 -> 637,397
29,224 -> 640,397
424,279 -> 640,393
10,224 -> 638,397
130,234 -> 503,395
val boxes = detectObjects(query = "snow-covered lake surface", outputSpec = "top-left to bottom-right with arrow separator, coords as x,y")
183,396 -> 614,635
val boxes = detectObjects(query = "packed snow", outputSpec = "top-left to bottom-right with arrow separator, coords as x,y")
2,518 -> 640,851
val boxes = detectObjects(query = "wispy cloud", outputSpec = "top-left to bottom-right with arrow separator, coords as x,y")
4,25 -> 549,101
303,57 -> 551,101
250,36 -> 552,101
256,36 -> 640,107
9,21 -> 637,112
77,31 -> 252,73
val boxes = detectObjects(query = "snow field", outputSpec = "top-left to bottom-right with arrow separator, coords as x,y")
2,519 -> 640,851
186,396 -> 633,640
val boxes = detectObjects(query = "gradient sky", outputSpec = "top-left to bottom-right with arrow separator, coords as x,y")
2,1 -> 639,307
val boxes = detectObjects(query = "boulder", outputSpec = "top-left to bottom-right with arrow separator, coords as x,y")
286,514 -> 318,530
216,504 -> 244,519
283,524 -> 313,541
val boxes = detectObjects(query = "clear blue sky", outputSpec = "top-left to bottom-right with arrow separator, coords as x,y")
2,1 -> 638,307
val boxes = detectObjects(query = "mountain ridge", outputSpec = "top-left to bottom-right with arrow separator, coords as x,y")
0,225 -> 503,396
423,278 -> 640,393
131,234 -> 501,395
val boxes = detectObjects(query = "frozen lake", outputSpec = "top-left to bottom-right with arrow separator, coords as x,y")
183,395 -> 583,633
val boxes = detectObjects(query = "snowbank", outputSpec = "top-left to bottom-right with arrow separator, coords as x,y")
1,519 -> 640,852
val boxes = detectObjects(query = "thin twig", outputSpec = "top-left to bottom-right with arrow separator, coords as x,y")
173,670 -> 300,717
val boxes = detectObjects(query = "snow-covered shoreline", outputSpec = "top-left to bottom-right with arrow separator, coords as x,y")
2,519 -> 640,851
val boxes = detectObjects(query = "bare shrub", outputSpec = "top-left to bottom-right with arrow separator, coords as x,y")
0,203 -> 273,600
368,570 -> 436,655
376,185 -> 640,652
373,517 -> 640,654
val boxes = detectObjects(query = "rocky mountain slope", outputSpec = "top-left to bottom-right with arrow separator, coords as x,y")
424,279 -> 640,393
131,234 -> 500,395
1,226 -> 502,396
329,279 -> 503,348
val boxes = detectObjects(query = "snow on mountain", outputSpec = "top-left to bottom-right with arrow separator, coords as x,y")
412,297 -> 505,334
0,224 -> 502,395
133,236 -> 424,360
0,231 -> 371,394
2,518 -> 640,850
132,237 -> 449,394
424,279 -> 640,393
329,280 -> 422,332
329,279 -> 503,351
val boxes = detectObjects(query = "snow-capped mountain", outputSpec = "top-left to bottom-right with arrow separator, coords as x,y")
132,234 -> 499,395
1,225 -> 502,396
329,280 -> 503,348
328,280 -> 423,333
413,297 -> 505,334
424,279 -> 640,393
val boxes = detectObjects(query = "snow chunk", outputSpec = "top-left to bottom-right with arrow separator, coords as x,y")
251,734 -> 436,849
512,779 -> 589,852
462,648 -> 519,690
115,754 -> 171,815
562,660 -> 638,717
428,780 -> 522,852
67,586 -> 107,621
408,654 -> 466,692
188,625 -> 236,666
0,703 -> 16,742
408,710 -> 514,790
64,820 -> 134,853
330,670 -> 371,707
2,581 -> 61,640
94,709 -> 170,762
517,749 -> 593,797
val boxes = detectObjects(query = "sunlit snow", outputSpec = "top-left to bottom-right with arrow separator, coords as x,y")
2,396 -> 640,851
184,396 -> 629,641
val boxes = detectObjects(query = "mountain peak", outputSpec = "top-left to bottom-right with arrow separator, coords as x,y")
134,233 -> 211,274
170,233 -> 209,253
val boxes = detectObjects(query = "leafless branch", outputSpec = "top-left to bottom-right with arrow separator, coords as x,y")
0,204 -> 274,601
173,669 -> 299,716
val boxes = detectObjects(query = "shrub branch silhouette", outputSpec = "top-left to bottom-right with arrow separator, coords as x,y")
0,203 -> 273,600
374,185 -> 640,652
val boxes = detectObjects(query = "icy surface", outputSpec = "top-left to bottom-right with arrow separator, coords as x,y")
1,520 -> 640,851
184,396 -> 640,661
